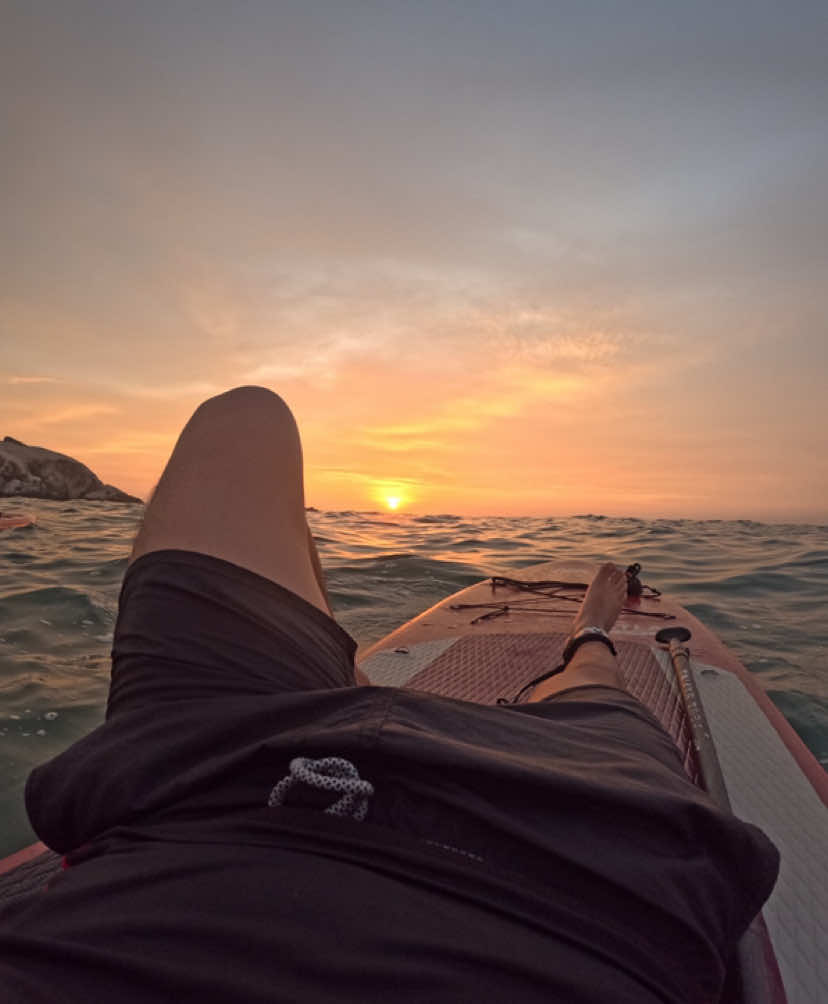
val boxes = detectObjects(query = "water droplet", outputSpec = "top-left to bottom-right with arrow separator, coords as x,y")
36,729 -> 46,736
10,714 -> 20,721
39,618 -> 52,626
44,711 -> 58,721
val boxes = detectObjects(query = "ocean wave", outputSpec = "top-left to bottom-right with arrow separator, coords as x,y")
411,514 -> 462,524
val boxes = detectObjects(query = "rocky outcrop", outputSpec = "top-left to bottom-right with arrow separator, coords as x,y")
0,437 -> 142,503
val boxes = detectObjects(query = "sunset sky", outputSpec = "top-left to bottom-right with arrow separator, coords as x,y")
3,2 -> 827,520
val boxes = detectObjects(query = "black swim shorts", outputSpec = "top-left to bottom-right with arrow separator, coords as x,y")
4,550 -> 778,1004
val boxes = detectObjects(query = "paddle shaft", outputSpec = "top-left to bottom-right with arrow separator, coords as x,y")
668,639 -> 731,809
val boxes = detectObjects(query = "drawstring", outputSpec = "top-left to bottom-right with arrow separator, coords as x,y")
268,757 -> 374,822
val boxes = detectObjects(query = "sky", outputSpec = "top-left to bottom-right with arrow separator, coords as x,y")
2,1 -> 827,521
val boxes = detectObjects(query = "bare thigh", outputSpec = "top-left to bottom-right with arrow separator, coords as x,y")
131,386 -> 330,615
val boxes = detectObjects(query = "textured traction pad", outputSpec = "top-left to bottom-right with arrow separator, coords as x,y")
366,632 -> 700,783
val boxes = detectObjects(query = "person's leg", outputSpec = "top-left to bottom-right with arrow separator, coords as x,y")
130,386 -> 331,615
528,562 -> 627,701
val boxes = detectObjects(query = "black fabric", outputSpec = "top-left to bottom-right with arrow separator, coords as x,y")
0,550 -> 779,1003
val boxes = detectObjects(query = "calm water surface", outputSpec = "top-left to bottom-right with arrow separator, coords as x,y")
1,500 -> 826,856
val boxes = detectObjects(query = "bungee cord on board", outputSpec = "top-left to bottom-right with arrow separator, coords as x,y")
450,563 -> 674,625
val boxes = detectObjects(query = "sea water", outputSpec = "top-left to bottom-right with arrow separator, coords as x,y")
0,500 -> 825,857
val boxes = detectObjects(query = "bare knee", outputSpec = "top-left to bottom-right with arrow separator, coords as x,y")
196,385 -> 293,417
134,384 -> 309,562
190,386 -> 298,435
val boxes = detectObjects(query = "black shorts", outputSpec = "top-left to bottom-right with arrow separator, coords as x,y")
105,549 -> 360,718
11,550 -> 779,1004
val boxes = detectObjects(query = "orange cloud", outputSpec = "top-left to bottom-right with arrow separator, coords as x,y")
21,404 -> 121,426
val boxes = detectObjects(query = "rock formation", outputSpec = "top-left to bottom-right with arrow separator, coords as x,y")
0,437 -> 142,503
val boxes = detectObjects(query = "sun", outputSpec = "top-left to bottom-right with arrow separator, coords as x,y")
373,481 -> 411,512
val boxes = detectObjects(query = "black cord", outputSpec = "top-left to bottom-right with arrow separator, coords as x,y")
496,661 -> 566,705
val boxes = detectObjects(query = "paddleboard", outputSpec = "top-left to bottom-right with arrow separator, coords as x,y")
357,560 -> 827,1004
2,559 -> 826,1002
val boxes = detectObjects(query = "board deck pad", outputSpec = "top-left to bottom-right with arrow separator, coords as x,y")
362,633 -> 700,783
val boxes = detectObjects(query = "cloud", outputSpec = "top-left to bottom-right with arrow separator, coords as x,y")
83,432 -> 176,455
244,333 -> 373,386
24,404 -> 121,426
119,381 -> 221,401
351,363 -> 589,454
7,376 -> 61,385
315,468 -> 426,488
